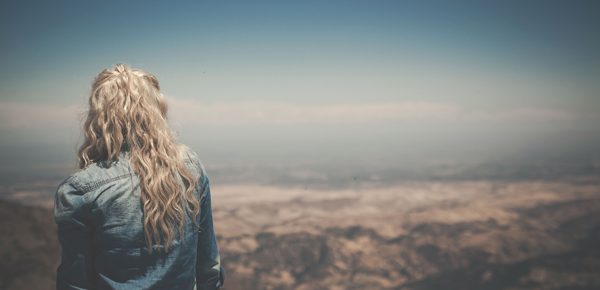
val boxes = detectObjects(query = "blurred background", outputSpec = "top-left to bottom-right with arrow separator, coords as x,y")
1,1 -> 599,289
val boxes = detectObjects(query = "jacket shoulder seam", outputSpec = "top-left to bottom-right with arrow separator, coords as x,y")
77,173 -> 132,193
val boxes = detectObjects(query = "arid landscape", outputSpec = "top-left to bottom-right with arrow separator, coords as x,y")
1,171 -> 599,290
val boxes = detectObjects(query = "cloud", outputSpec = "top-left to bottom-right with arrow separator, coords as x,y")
0,99 -> 580,130
167,98 -> 578,126
467,107 -> 576,122
0,102 -> 84,129
167,99 -> 463,125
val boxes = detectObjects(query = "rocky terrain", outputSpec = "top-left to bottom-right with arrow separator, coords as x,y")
0,199 -> 59,290
214,178 -> 600,290
1,177 -> 599,290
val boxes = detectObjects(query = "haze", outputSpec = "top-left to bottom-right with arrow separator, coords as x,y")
1,0 -> 599,184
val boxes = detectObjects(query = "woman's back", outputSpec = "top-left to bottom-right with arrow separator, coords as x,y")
55,147 -> 222,290
53,64 -> 223,290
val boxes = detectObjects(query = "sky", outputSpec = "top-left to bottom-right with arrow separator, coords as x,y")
0,0 -> 599,178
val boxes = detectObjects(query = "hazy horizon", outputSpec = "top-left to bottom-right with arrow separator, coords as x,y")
1,0 -> 599,184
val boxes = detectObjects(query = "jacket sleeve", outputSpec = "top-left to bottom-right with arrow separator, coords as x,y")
196,171 -> 224,290
54,177 -> 95,290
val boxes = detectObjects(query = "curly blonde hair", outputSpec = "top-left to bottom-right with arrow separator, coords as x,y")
77,63 -> 200,253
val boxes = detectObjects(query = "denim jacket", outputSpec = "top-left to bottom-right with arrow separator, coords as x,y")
53,147 -> 224,290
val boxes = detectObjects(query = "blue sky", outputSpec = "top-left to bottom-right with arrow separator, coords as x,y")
0,0 -> 599,172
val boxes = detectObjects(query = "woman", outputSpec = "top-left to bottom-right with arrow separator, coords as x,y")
54,64 -> 224,290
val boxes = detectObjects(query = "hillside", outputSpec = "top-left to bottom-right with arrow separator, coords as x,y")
1,178 -> 599,290
0,199 -> 59,290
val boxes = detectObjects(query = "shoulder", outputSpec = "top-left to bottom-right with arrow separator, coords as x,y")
54,157 -> 132,216
179,144 -> 208,181
68,158 -> 132,193
54,174 -> 91,223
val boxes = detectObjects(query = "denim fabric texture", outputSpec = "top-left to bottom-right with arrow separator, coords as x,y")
54,147 -> 223,290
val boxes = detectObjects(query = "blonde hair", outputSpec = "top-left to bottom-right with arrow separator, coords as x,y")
77,63 -> 200,253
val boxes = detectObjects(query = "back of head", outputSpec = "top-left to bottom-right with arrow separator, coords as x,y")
77,63 -> 200,253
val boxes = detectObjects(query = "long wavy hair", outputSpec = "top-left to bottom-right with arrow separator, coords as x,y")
77,63 -> 200,253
